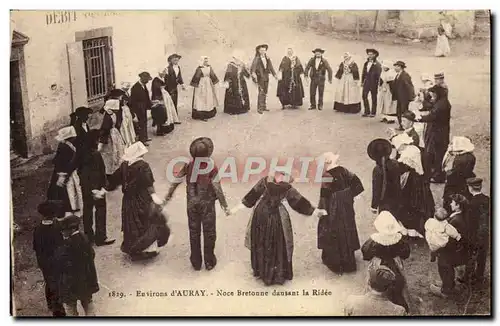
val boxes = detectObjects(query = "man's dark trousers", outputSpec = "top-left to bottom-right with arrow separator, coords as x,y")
363,84 -> 378,115
187,201 -> 217,269
82,190 -> 107,243
310,78 -> 325,109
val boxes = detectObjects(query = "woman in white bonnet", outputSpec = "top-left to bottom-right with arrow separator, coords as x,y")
223,50 -> 251,115
47,126 -> 83,216
190,56 -> 221,121
378,60 -> 397,124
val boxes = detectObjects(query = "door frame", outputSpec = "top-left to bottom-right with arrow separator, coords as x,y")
10,31 -> 31,158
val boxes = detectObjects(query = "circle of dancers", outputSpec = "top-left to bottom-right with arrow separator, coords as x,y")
33,44 -> 489,316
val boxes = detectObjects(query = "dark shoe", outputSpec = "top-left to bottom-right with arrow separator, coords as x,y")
174,122 -> 181,125
380,117 -> 387,122
282,106 -> 286,110
257,110 -> 263,114
318,106 -> 323,111
95,238 -> 116,246
362,113 -> 370,117
156,132 -> 165,136
263,108 -> 270,112
369,114 -> 376,118
205,256 -> 217,271
145,138 -> 152,142
131,251 -> 157,261
192,263 -> 202,271
308,106 -> 317,110
386,120 -> 396,124
143,142 -> 150,147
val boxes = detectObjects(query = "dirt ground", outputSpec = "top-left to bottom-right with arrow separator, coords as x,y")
11,20 -> 490,316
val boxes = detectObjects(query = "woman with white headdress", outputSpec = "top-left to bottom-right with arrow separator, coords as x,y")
107,86 -> 137,147
333,52 -> 361,114
98,98 -> 126,176
150,69 -> 180,135
277,47 -> 304,109
408,74 -> 434,148
223,50 -> 251,115
105,141 -> 170,261
378,60 -> 397,124
317,152 -> 364,275
442,136 -> 476,212
392,134 -> 435,237
190,56 -> 220,121
47,126 -> 83,215
361,211 -> 412,313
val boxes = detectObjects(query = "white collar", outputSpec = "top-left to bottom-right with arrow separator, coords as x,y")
41,220 -> 54,225
449,211 -> 462,218
470,190 -> 483,196
127,157 -> 144,166
370,232 -> 403,246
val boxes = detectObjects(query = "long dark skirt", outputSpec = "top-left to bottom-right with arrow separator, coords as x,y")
278,84 -> 304,107
251,212 -> 292,285
333,102 -> 362,114
224,90 -> 250,115
121,193 -> 156,255
192,108 -> 217,120
321,247 -> 357,275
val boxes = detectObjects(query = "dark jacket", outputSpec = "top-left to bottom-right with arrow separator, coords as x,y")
371,158 -> 401,215
151,77 -> 166,101
391,70 -> 415,104
250,55 -> 277,83
54,232 -> 99,302
468,193 -> 490,249
165,64 -> 184,93
33,222 -> 64,285
420,89 -> 452,152
361,60 -> 382,89
129,82 -> 151,115
79,149 -> 107,192
440,211 -> 468,265
305,57 -> 333,82
334,62 -> 360,80
99,110 -> 123,145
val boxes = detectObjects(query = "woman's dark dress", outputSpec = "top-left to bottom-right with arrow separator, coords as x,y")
362,238 -> 411,312
108,160 -> 169,255
151,77 -> 174,135
371,158 -> 401,216
277,56 -> 304,107
398,163 -> 435,234
223,63 -> 250,114
242,177 -> 315,286
53,232 -> 99,303
47,139 -> 79,213
443,152 -> 476,212
318,166 -> 364,274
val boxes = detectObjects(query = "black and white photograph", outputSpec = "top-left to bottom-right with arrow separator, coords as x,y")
8,9 -> 491,317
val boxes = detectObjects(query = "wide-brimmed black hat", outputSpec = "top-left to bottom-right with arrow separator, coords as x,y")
255,44 -> 269,52
138,71 -> 152,80
108,89 -> 128,99
393,60 -> 406,69
37,200 -> 65,218
189,137 -> 214,158
72,106 -> 93,118
168,53 -> 182,62
466,177 -> 483,188
312,48 -> 325,54
366,48 -> 379,56
367,138 -> 393,161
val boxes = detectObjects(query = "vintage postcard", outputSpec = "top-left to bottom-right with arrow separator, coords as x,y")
10,9 -> 491,316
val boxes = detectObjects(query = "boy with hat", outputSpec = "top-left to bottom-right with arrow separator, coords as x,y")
344,265 -> 406,316
165,53 -> 186,114
250,44 -> 277,114
400,111 -> 420,147
130,71 -> 153,144
304,48 -> 333,110
53,215 -> 99,316
33,200 -> 66,316
464,177 -> 490,284
165,137 -> 230,271
392,61 -> 415,130
361,48 -> 382,117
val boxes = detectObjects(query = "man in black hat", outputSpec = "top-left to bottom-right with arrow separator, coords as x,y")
130,72 -> 153,144
464,177 -> 490,285
392,61 -> 415,130
304,48 -> 332,110
165,137 -> 230,271
70,106 -> 93,172
165,54 -> 185,115
250,44 -> 277,114
361,49 -> 382,117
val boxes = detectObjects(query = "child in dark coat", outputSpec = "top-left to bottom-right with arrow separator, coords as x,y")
33,200 -> 66,316
53,215 -> 99,316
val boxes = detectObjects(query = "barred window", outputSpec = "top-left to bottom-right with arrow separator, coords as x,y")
82,37 -> 115,104
387,10 -> 401,20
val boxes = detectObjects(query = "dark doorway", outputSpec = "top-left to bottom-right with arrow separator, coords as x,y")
10,60 -> 28,158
